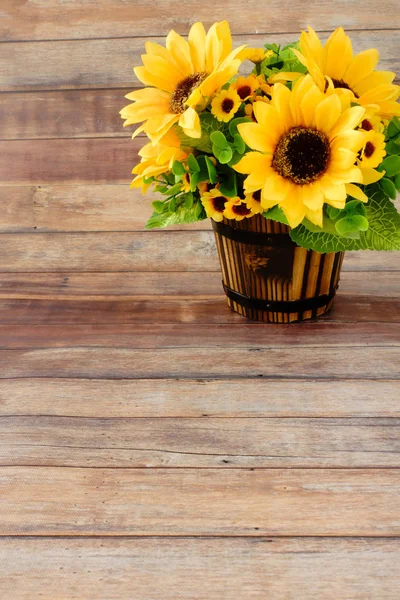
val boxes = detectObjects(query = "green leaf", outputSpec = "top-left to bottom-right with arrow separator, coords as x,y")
187,153 -> 200,173
219,171 -> 237,197
387,117 -> 400,138
394,173 -> 400,193
380,155 -> 400,177
351,214 -> 369,232
233,134 -> 246,154
166,183 -> 184,196
380,177 -> 397,200
145,199 -> 207,229
210,131 -> 228,149
290,185 -> 400,252
385,140 -> 400,155
263,206 -> 289,225
171,161 -> 185,177
205,156 -> 217,184
185,192 -> 194,209
152,200 -> 165,214
218,147 -> 233,164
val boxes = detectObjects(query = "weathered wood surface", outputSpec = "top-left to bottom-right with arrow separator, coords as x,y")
1,322 -> 400,349
2,416 -> 400,468
0,271 -> 399,299
2,467 -> 400,536
1,1 -> 399,596
1,378 -> 399,418
1,538 -> 399,600
0,232 -> 399,272
1,31 -> 398,92
0,296 -> 398,324
2,0 -> 399,40
1,346 -> 399,379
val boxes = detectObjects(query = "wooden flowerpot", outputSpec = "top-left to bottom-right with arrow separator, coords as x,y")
212,214 -> 344,323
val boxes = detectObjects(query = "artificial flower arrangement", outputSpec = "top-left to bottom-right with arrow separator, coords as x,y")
121,22 -> 400,322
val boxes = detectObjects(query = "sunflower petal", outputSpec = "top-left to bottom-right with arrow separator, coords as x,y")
178,107 -> 201,138
345,183 -> 368,202
328,105 -> 365,139
188,22 -> 207,72
344,48 -> 379,88
237,122 -> 275,154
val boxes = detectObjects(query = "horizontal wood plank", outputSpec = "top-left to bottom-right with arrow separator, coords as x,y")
2,416 -> 400,468
2,0 -> 399,40
0,296 -> 398,325
1,467 -> 400,535
0,271 -> 399,299
0,139 -> 137,185
0,89 -> 132,140
1,31 -> 398,92
1,537 -> 400,600
1,346 -> 399,379
0,185 -> 206,232
0,232 -> 399,272
1,378 -> 399,418
1,321 -> 399,350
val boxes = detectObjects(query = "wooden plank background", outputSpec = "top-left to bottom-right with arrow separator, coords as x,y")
0,1 -> 399,598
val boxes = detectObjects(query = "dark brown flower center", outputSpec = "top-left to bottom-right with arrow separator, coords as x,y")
361,119 -> 373,131
272,127 -> 331,185
364,141 -> 375,158
232,203 -> 252,216
327,77 -> 359,98
212,196 -> 227,212
237,85 -> 252,100
252,190 -> 261,202
169,72 -> 208,114
221,98 -> 235,113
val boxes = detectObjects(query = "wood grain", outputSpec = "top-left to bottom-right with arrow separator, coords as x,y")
2,416 -> 400,468
1,378 -> 399,418
0,296 -> 398,325
0,232 -> 399,272
0,139 -> 138,185
1,346 -> 399,379
1,537 -> 400,600
2,0 -> 399,40
1,31 -> 398,92
2,467 -> 400,535
0,89 -> 132,140
1,321 -> 400,349
0,271 -> 399,299
0,185 -> 207,232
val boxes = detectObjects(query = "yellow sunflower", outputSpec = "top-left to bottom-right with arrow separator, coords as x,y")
201,189 -> 240,221
120,21 -> 245,142
234,76 -> 370,228
238,48 -> 272,64
358,130 -> 386,170
211,88 -> 241,122
224,200 -> 254,221
244,189 -> 264,214
293,26 -> 400,119
231,75 -> 259,101
130,130 -> 190,193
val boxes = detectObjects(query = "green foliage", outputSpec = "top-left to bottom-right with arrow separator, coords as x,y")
145,195 -> 206,229
261,41 -> 307,77
379,155 -> 400,177
289,186 -> 400,252
380,177 -> 397,199
174,113 -> 221,153
263,206 -> 289,225
171,161 -> 185,177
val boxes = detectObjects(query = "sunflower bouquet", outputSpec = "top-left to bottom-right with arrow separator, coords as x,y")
121,22 -> 400,254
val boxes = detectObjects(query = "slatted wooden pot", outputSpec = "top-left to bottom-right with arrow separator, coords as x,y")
212,214 -> 344,323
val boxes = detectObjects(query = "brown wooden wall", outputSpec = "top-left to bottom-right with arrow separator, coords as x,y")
0,2 -> 400,598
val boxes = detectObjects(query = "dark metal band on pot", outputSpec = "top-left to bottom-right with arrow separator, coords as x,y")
222,282 -> 337,314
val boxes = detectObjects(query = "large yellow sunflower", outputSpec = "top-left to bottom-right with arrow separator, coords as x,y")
130,129 -> 190,193
120,21 -> 245,143
234,76 -> 370,228
293,26 -> 400,119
